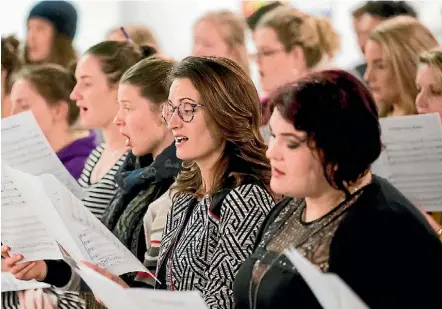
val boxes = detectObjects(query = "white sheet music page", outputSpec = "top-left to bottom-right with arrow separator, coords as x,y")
1,111 -> 84,199
372,113 -> 442,211
1,164 -> 63,262
38,174 -> 150,276
284,247 -> 369,309
75,264 -> 208,309
1,272 -> 50,292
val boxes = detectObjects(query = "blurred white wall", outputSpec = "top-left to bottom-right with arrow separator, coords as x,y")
1,0 -> 441,72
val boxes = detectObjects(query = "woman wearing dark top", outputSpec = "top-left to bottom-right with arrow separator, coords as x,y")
233,70 -> 442,309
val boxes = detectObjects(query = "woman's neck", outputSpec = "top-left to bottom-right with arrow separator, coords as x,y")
304,172 -> 372,222
47,125 -> 77,153
196,145 -> 225,196
152,133 -> 174,160
390,106 -> 409,117
101,122 -> 126,152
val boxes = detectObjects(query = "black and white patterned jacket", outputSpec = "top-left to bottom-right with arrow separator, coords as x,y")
156,181 -> 274,309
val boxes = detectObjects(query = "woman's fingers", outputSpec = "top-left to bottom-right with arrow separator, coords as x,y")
5,254 -> 25,269
1,245 -> 11,258
11,262 -> 36,280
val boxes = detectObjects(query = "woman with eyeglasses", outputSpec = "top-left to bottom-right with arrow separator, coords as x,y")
81,56 -> 274,309
232,70 -> 442,309
251,6 -> 340,142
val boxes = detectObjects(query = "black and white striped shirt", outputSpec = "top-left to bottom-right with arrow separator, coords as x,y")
78,144 -> 127,219
1,290 -> 85,309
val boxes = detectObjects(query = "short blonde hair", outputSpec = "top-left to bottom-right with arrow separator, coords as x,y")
257,6 -> 340,68
369,16 -> 439,117
195,10 -> 250,74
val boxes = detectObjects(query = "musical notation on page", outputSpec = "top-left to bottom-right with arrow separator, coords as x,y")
1,111 -> 84,198
372,114 -> 442,211
1,164 -> 63,262
3,165 -> 150,277
38,174 -> 151,276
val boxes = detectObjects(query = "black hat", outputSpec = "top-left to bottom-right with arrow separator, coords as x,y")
28,1 -> 78,40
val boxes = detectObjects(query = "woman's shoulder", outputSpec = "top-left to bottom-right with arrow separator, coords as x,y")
227,179 -> 272,202
335,175 -> 439,243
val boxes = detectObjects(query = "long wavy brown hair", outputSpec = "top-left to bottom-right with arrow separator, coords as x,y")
168,56 -> 271,197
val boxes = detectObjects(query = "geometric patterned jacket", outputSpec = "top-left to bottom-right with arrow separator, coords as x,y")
156,181 -> 274,309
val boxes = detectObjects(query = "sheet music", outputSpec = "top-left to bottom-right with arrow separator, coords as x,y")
1,111 -> 84,198
1,272 -> 50,292
1,165 -> 63,262
372,113 -> 442,211
4,165 -> 149,276
75,264 -> 208,309
284,247 -> 369,309
37,174 -> 149,276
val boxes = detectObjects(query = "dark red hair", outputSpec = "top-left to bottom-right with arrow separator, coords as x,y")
270,69 -> 382,194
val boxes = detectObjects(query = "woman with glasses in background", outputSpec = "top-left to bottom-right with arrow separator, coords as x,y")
251,6 -> 340,143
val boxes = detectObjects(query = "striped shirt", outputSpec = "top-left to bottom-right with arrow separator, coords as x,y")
78,144 -> 127,219
1,290 -> 85,309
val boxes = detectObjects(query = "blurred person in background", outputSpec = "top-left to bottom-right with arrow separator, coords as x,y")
353,1 -> 417,79
364,16 -> 438,117
25,0 -> 78,68
245,1 -> 284,32
351,3 -> 367,78
1,35 -> 22,118
11,64 -> 96,180
252,6 -> 340,142
107,24 -> 160,52
416,47 -> 442,120
415,46 -> 442,232
192,10 -> 250,75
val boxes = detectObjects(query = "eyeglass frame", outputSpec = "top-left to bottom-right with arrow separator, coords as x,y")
161,101 -> 204,123
249,48 -> 286,61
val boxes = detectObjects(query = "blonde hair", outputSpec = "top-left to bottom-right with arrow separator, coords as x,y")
108,25 -> 159,50
419,46 -> 442,82
369,16 -> 439,117
195,10 -> 250,75
257,7 -> 340,68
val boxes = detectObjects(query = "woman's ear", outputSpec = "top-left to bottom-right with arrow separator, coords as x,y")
288,45 -> 306,74
156,103 -> 166,126
52,101 -> 69,125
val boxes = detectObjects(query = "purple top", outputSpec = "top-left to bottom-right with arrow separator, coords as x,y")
57,131 -> 97,180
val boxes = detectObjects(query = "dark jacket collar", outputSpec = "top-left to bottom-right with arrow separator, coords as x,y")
115,142 -> 181,194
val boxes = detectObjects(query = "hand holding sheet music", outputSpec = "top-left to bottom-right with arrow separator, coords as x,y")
38,174 -> 149,275
1,111 -> 84,198
284,247 -> 369,309
1,164 -> 63,262
3,165 -> 150,276
371,113 -> 442,211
